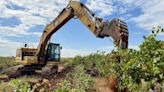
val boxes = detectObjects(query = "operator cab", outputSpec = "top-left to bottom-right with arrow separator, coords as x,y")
46,43 -> 61,61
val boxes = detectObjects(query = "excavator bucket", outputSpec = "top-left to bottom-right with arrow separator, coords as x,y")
100,19 -> 128,49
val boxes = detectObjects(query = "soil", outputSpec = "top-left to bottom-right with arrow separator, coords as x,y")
27,66 -> 74,92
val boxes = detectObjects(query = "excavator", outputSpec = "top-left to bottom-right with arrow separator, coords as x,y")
6,1 -> 128,77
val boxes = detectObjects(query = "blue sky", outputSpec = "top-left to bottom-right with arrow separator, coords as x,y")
0,0 -> 164,57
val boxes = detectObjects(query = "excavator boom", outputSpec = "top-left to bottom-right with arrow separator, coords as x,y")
37,1 -> 128,63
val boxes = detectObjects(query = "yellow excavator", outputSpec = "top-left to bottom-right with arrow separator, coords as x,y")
8,1 -> 128,77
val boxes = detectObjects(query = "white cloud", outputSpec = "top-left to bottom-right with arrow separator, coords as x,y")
0,36 -> 114,57
1,0 -> 164,37
0,37 -> 21,56
0,37 -> 93,57
84,0 -> 164,31
0,0 -> 70,37
133,32 -> 142,35
61,45 -> 116,57
112,0 -> 164,31
0,36 -> 40,56
0,0 -> 115,57
129,45 -> 139,50
86,0 -> 114,17
0,37 -> 140,57
96,46 -> 114,51
129,0 -> 164,30
159,33 -> 164,36
0,0 -> 164,57
61,48 -> 92,58
61,45 -> 140,58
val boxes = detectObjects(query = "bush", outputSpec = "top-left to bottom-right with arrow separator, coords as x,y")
63,27 -> 164,92
0,57 -> 19,70
55,65 -> 94,92
10,79 -> 34,92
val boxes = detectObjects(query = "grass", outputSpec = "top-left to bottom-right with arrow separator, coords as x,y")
0,57 -> 19,70
0,75 -> 41,92
0,74 -> 8,78
0,82 -> 14,92
17,75 -> 41,82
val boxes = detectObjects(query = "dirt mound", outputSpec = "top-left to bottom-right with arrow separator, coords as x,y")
28,66 -> 74,92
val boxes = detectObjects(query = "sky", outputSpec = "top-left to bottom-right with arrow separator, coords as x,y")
0,0 -> 164,57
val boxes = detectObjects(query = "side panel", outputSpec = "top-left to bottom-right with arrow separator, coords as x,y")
16,49 -> 22,61
16,48 -> 38,65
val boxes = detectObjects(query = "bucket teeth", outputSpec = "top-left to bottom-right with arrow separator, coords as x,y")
116,19 -> 128,32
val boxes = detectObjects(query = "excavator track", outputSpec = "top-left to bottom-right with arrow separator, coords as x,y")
0,62 -> 67,82
36,65 -> 58,79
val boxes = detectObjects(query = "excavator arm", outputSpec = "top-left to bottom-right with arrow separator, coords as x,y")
37,1 -> 128,63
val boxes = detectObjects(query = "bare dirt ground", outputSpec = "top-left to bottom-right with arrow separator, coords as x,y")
27,66 -> 74,92
0,62 -> 117,92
